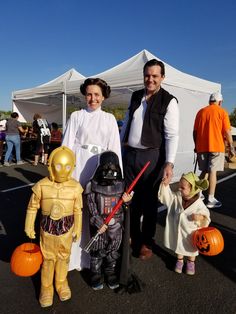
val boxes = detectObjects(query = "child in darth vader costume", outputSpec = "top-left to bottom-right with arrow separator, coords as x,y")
85,151 -> 133,290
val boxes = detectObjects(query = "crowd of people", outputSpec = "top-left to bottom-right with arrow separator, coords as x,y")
1,59 -> 235,308
0,113 -> 62,166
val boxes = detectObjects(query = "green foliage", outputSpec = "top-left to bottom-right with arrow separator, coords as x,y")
0,110 -> 11,119
66,105 -> 127,121
229,108 -> 236,127
102,106 -> 127,120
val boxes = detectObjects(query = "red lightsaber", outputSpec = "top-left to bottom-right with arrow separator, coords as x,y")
84,161 -> 150,253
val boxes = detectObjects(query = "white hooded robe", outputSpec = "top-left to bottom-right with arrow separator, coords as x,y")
158,184 -> 210,256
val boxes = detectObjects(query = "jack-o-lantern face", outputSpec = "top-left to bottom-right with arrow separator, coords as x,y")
192,227 -> 224,256
195,233 -> 210,253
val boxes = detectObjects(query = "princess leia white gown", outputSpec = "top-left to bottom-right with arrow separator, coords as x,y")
62,107 -> 122,271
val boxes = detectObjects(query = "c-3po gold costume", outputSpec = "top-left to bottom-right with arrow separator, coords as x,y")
24,146 -> 83,308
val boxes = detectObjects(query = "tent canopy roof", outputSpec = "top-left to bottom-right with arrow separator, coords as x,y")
12,50 -> 221,102
231,126 -> 236,136
39,68 -> 85,86
12,68 -> 85,101
66,49 -> 220,106
67,49 -> 220,94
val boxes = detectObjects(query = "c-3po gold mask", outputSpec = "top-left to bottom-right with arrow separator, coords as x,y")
48,146 -> 75,183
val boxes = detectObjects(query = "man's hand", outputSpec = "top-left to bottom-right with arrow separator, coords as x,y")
229,143 -> 236,159
162,162 -> 174,185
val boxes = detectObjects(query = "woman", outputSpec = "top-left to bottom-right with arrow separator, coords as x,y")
32,113 -> 51,166
62,78 -> 122,271
4,112 -> 26,166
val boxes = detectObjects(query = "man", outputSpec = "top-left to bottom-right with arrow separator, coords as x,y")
120,59 -> 179,260
193,92 -> 235,209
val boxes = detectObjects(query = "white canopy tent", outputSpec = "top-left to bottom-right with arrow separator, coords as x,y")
67,49 -> 221,179
12,49 -> 221,180
231,126 -> 236,136
12,68 -> 85,129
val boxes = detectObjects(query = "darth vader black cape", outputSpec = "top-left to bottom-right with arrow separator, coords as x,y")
117,205 -> 145,294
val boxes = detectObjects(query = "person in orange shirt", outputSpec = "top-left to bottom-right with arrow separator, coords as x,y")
193,92 -> 235,208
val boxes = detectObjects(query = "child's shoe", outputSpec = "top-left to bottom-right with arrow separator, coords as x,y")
91,282 -> 104,291
106,274 -> 119,289
174,259 -> 184,274
91,274 -> 103,291
186,260 -> 195,275
107,280 -> 119,290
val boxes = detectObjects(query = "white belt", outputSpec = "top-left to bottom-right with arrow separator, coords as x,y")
81,144 -> 105,155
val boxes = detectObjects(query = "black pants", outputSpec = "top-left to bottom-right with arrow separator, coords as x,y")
123,146 -> 164,252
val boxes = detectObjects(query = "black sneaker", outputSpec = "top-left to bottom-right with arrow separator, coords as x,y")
107,276 -> 119,290
107,282 -> 119,290
91,283 -> 104,291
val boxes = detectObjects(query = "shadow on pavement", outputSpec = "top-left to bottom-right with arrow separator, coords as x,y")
0,166 -> 43,263
205,220 -> 236,283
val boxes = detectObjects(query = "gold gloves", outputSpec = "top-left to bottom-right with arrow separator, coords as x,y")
72,211 -> 82,242
24,210 -> 37,239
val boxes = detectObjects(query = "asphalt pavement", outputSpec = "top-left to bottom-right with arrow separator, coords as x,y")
0,162 -> 236,314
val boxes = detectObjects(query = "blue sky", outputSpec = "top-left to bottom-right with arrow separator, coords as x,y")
0,0 -> 236,113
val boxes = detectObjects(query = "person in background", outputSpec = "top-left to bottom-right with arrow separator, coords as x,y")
50,122 -> 62,152
27,126 -> 35,139
117,120 -> 123,133
158,172 -> 210,275
62,78 -> 122,272
4,112 -> 26,166
0,113 -> 7,164
32,113 -> 51,166
120,59 -> 179,260
21,125 -> 28,139
193,92 -> 235,208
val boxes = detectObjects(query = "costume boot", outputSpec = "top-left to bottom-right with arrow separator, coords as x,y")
55,259 -> 71,301
104,252 -> 119,289
39,259 -> 55,307
90,255 -> 103,290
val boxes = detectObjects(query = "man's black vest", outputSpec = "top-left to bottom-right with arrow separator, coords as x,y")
123,88 -> 176,148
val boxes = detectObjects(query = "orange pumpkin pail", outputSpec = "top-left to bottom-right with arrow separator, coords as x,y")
192,226 -> 224,256
10,243 -> 43,277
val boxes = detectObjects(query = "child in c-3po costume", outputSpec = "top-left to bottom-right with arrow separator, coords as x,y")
24,146 -> 83,308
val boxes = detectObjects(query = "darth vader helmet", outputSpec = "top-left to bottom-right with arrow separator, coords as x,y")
93,151 -> 122,183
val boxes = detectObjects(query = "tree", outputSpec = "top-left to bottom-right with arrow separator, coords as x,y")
0,110 -> 11,118
229,108 -> 236,127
